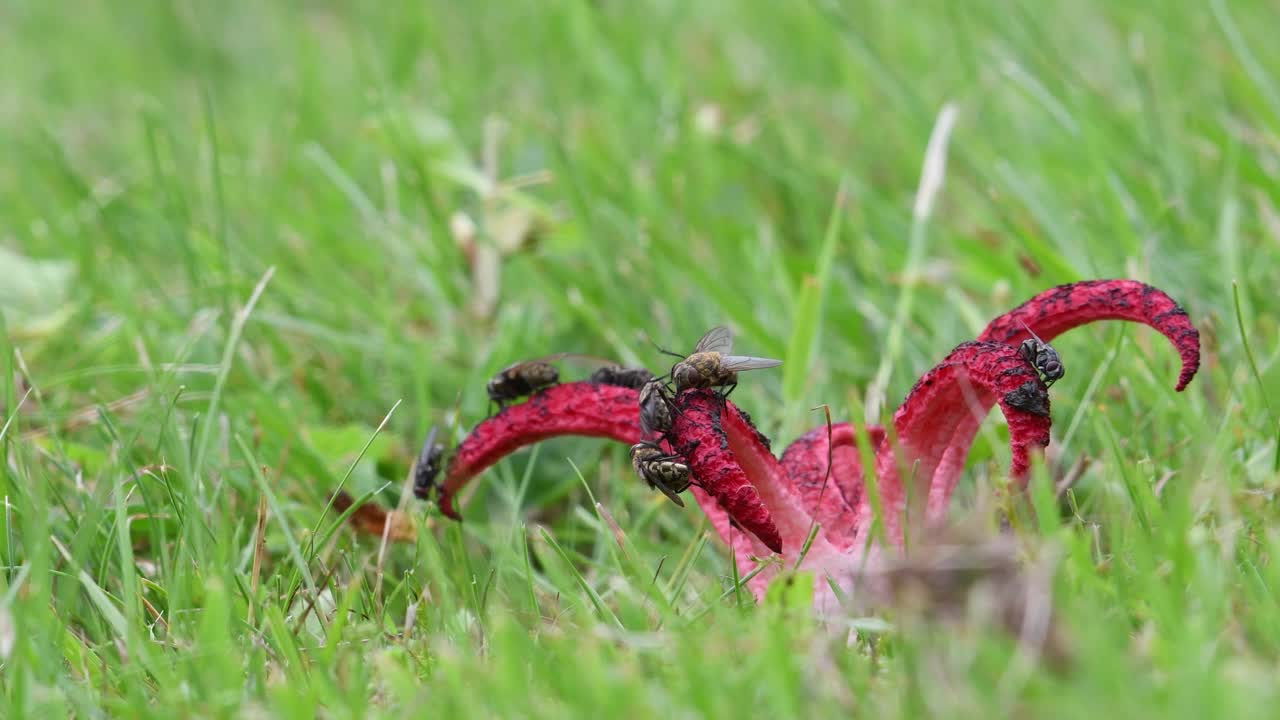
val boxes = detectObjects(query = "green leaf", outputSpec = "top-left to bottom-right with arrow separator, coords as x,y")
303,423 -> 399,493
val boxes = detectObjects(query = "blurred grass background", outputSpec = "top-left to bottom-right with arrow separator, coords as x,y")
2,0 -> 1280,716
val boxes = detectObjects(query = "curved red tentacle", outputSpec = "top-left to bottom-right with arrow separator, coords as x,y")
437,382 -> 643,518
433,382 -> 803,552
668,391 -> 788,553
865,341 -> 1053,543
979,279 -> 1200,391
923,281 -> 1204,521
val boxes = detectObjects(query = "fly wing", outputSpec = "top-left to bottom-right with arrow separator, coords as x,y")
1018,320 -> 1048,345
649,479 -> 686,507
692,325 -> 734,355
640,413 -> 658,436
413,425 -> 444,495
499,353 -> 564,373
718,354 -> 783,372
415,425 -> 441,467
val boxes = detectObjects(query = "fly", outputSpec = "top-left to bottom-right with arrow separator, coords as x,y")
668,325 -> 782,397
485,352 -> 615,413
486,357 -> 561,412
589,364 -> 655,390
1017,323 -> 1065,388
629,440 -> 692,507
412,426 -> 447,500
638,378 -> 677,438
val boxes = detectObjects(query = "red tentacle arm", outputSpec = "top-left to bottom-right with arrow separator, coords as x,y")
979,279 -> 1201,391
437,383 -> 643,518
865,342 -> 1053,541
668,391 -> 792,553
433,382 -> 801,562
923,281 -> 1205,521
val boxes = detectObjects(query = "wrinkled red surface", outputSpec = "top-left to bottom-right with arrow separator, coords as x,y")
669,392 -> 785,553
780,423 -> 884,550
980,279 -> 1200,391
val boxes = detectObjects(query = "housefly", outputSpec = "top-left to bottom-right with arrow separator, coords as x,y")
638,378 -> 676,438
1017,323 -> 1064,388
411,426 -> 447,500
629,440 -> 692,507
589,364 -> 655,390
486,357 -> 561,411
487,352 -> 624,412
669,325 -> 782,397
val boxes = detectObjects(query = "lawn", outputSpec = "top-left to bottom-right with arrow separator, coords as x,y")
3,0 -> 1280,716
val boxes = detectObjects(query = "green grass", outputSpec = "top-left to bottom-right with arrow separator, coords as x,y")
3,0 -> 1280,716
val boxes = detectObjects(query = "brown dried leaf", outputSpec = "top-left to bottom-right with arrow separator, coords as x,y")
331,492 -> 417,543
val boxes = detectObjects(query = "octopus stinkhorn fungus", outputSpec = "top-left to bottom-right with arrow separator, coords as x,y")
377,280 -> 1199,604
